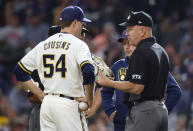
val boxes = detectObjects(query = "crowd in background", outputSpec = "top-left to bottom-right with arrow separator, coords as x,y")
0,0 -> 193,130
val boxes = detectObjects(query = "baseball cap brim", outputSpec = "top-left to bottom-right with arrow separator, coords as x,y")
119,22 -> 127,26
82,27 -> 88,32
119,21 -> 135,27
117,35 -> 128,42
118,38 -> 123,42
82,18 -> 92,23
117,29 -> 128,42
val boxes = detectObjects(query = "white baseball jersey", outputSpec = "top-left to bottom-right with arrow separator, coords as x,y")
19,33 -> 92,97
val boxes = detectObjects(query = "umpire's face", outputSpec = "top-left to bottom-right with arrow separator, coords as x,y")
126,25 -> 143,47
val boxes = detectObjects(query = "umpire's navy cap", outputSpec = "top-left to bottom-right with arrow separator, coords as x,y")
118,29 -> 127,42
82,27 -> 88,32
48,25 -> 61,36
119,11 -> 153,27
60,6 -> 91,23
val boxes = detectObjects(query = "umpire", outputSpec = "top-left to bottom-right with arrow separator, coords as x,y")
96,11 -> 169,131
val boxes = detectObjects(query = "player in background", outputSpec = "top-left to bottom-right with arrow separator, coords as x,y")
28,25 -> 89,131
14,5 -> 95,131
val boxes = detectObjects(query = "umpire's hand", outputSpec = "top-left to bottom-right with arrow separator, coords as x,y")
96,71 -> 112,87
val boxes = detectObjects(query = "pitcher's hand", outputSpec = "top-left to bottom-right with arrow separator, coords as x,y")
85,108 -> 96,118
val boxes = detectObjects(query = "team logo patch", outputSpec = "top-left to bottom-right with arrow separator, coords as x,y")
132,74 -> 142,80
118,68 -> 127,81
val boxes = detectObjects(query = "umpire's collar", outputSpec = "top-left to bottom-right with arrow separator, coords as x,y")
137,37 -> 156,47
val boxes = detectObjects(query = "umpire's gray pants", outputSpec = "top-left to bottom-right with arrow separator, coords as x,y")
125,100 -> 168,131
29,104 -> 41,131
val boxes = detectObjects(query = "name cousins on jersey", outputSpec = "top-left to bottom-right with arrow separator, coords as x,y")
44,41 -> 71,50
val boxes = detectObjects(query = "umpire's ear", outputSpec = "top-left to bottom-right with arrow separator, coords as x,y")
48,25 -> 61,36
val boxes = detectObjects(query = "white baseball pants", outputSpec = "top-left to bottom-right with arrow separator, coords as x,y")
40,95 -> 88,131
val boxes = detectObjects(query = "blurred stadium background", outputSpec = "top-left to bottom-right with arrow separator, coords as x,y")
0,0 -> 193,130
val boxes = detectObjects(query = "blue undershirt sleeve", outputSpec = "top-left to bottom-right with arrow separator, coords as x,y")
165,72 -> 181,113
101,65 -> 116,117
14,63 -> 31,82
81,63 -> 95,85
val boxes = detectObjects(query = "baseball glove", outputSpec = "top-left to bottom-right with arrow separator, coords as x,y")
91,54 -> 115,81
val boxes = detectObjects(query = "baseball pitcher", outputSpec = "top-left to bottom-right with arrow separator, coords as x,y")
14,5 -> 95,131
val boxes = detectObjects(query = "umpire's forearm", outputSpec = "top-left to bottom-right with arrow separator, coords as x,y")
110,80 -> 144,94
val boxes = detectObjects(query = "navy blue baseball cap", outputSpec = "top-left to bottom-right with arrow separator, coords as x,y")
118,29 -> 127,42
119,11 -> 153,27
60,6 -> 91,23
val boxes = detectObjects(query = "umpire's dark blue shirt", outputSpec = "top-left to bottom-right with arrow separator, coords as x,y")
126,37 -> 169,99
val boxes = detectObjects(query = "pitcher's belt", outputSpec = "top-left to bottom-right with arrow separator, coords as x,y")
45,93 -> 74,100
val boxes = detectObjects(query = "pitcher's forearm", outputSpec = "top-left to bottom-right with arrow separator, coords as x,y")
84,84 -> 94,106
91,88 -> 102,111
18,79 -> 45,101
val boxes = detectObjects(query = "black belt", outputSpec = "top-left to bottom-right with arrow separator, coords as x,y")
128,97 -> 163,106
127,97 -> 163,118
45,93 -> 74,100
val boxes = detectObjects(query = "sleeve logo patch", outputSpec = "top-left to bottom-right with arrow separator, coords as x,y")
132,74 -> 142,80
